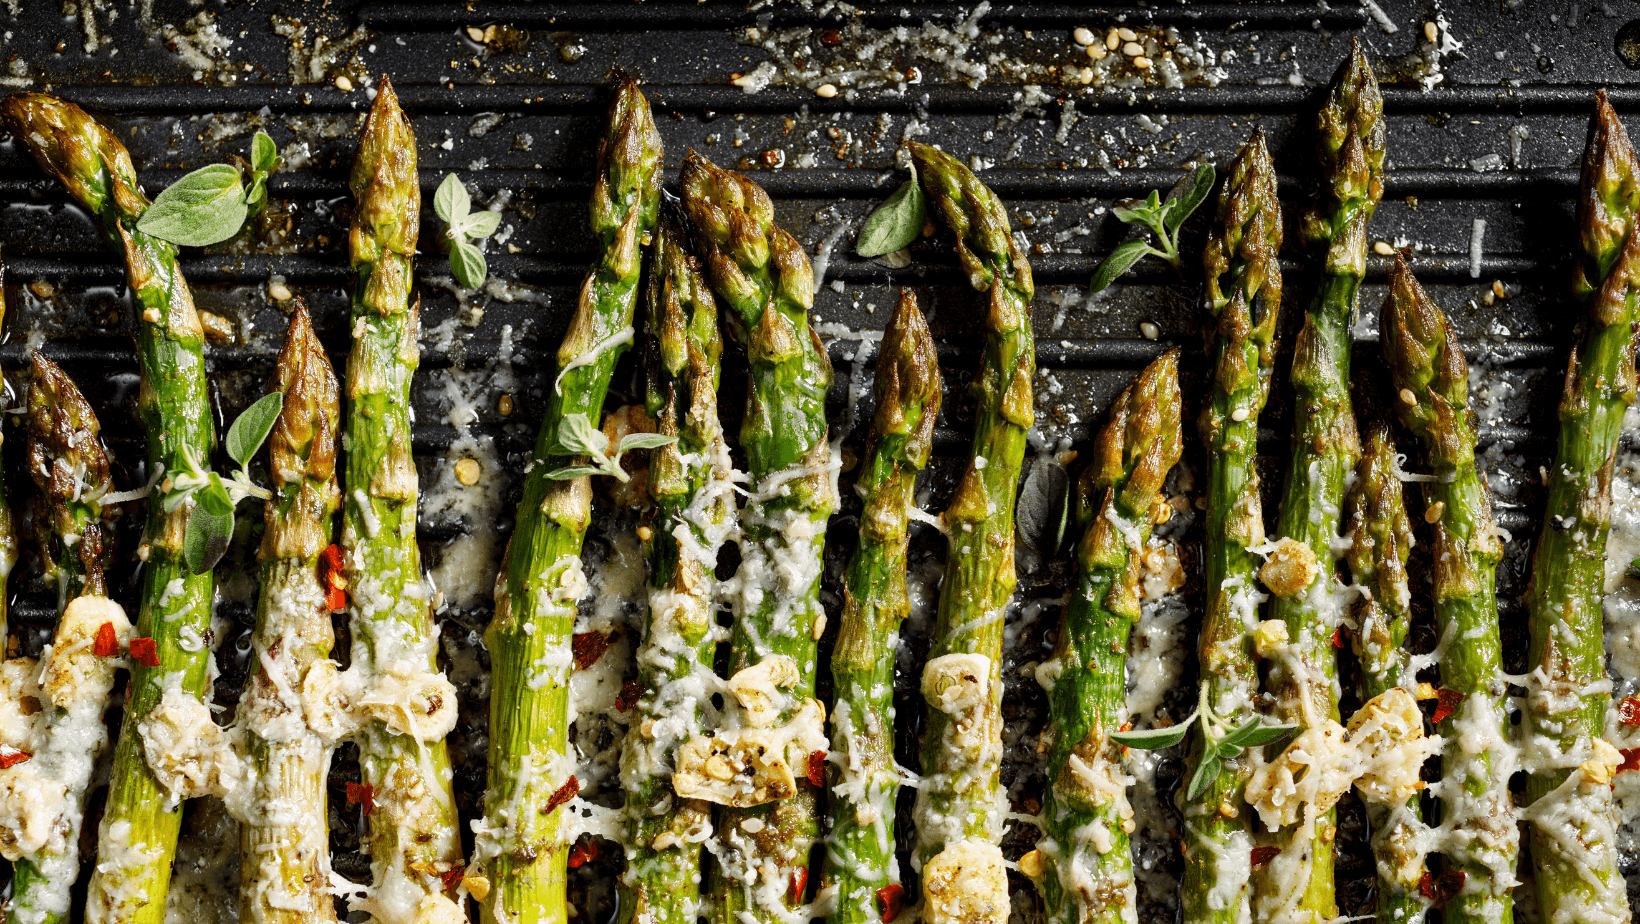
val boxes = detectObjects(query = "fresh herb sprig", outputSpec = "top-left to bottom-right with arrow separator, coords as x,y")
433,173 -> 504,289
1089,163 -> 1215,293
137,131 -> 278,247
1113,690 -> 1294,800
167,391 -> 283,574
856,160 -> 927,258
544,412 -> 675,484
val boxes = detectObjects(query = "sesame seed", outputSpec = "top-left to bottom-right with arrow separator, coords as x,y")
334,75 -> 353,92
454,458 -> 482,486
1105,29 -> 1120,50
1123,41 -> 1145,56
268,283 -> 293,302
1140,321 -> 1160,339
466,27 -> 485,42
498,394 -> 514,416
1087,44 -> 1107,61
1133,56 -> 1153,69
1073,27 -> 1096,46
1118,27 -> 1138,41
1400,388 -> 1417,406
1231,407 -> 1249,422
1424,21 -> 1439,43
816,83 -> 839,98
1373,241 -> 1396,256
1425,501 -> 1445,524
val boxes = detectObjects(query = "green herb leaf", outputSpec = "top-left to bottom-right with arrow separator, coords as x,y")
1220,716 -> 1297,751
556,413 -> 609,458
183,478 -> 236,574
1112,723 -> 1191,749
1186,753 -> 1222,801
1089,238 -> 1153,293
434,173 -> 471,227
544,465 -> 608,481
449,239 -> 487,289
225,392 -> 285,468
618,433 -> 679,453
1165,163 -> 1216,234
459,210 -> 503,240
137,164 -> 249,247
1111,203 -> 1157,227
251,131 -> 278,174
1629,557 -> 1640,581
857,167 -> 926,258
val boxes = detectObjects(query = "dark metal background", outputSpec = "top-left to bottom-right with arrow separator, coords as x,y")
0,0 -> 1633,921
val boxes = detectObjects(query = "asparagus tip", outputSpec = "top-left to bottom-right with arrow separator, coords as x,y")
27,351 -> 111,507
874,289 -> 942,468
269,299 -> 341,491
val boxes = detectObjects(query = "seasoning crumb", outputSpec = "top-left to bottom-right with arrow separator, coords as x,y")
1140,321 -> 1160,339
1073,27 -> 1095,46
334,75 -> 353,92
466,27 -> 485,42
27,280 -> 54,299
1373,240 -> 1396,256
142,306 -> 160,323
816,83 -> 838,98
268,281 -> 293,302
464,876 -> 491,900
454,458 -> 482,486
199,311 -> 235,344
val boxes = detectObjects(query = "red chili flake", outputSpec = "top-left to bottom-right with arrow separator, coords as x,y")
1430,688 -> 1464,724
320,544 -> 347,612
568,837 -> 600,868
1619,696 -> 1640,726
1621,748 -> 1640,774
807,750 -> 827,787
346,782 -> 376,814
1250,846 -> 1281,869
1331,627 -> 1345,649
94,622 -> 118,658
615,680 -> 644,712
546,776 -> 580,814
0,746 -> 31,769
876,884 -> 906,922
787,867 -> 808,904
440,867 -> 463,893
820,29 -> 842,45
1418,869 -> 1465,906
128,637 -> 159,667
1118,720 -> 1134,733
572,631 -> 611,671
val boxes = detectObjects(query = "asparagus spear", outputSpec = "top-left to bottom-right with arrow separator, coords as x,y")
479,80 -> 661,924
3,91 -> 219,924
677,152 -> 831,924
1381,258 -> 1515,924
342,77 -> 465,922
5,354 -> 118,924
1255,42 -> 1382,924
903,142 -> 1033,911
1026,350 -> 1181,924
238,302 -> 342,924
615,214 -> 727,924
1342,424 -> 1429,924
1523,90 -> 1639,924
1181,130 -> 1283,924
822,290 -> 941,924
0,251 -> 16,643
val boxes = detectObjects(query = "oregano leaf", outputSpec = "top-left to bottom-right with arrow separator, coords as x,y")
545,465 -> 608,481
1111,723 -> 1191,749
1165,163 -> 1216,234
251,131 -> 278,174
225,392 -> 285,468
1221,716 -> 1297,750
137,164 -> 249,247
857,167 -> 926,258
618,433 -> 679,453
434,173 -> 470,227
183,480 -> 236,574
449,239 -> 487,289
459,210 -> 503,240
1089,238 -> 1153,294
1186,753 -> 1222,801
557,413 -> 609,458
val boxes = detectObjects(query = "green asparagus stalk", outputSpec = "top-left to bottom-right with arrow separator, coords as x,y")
678,152 -> 831,924
1342,423 -> 1429,924
904,141 -> 1033,908
1381,257 -> 1514,924
1027,350 -> 1181,924
3,90 -> 218,924
5,354 -> 116,924
1523,89 -> 1639,924
1254,42 -> 1381,924
616,215 -> 729,924
479,80 -> 661,924
238,302 -> 342,924
342,77 -> 465,921
1181,130 -> 1283,924
822,290 -> 941,924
